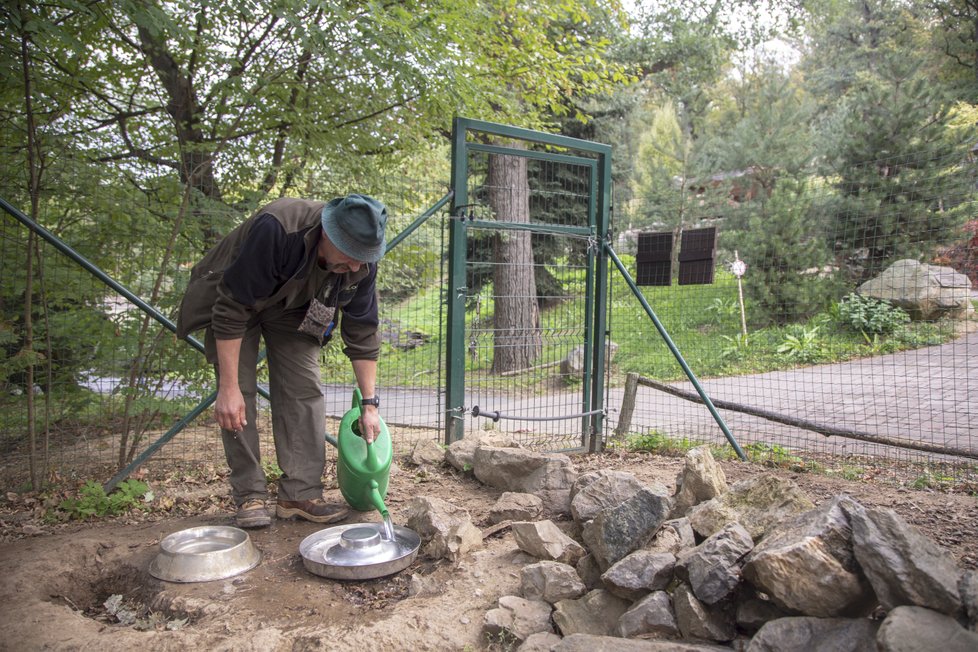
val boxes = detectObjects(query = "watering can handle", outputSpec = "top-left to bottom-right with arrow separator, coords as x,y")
352,387 -> 378,462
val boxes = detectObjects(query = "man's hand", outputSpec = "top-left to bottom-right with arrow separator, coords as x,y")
359,405 -> 381,444
215,386 -> 247,432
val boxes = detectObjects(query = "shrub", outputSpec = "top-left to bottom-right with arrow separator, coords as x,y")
836,293 -> 910,335
58,479 -> 151,520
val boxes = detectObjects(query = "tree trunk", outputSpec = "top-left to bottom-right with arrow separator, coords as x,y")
488,144 -> 541,374
136,24 -> 222,203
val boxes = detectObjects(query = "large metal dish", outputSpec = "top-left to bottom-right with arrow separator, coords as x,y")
299,522 -> 421,580
148,526 -> 261,583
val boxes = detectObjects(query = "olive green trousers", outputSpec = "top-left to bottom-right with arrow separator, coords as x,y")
205,303 -> 326,507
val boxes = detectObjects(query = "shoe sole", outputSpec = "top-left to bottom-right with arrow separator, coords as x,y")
275,505 -> 349,524
236,513 -> 272,528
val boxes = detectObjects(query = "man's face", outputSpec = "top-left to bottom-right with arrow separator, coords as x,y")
318,230 -> 365,273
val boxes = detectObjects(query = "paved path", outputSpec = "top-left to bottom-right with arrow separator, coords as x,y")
326,331 -> 978,460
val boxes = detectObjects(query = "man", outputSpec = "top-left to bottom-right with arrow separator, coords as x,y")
177,194 -> 387,528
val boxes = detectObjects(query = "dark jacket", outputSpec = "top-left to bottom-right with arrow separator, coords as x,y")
176,198 -> 380,360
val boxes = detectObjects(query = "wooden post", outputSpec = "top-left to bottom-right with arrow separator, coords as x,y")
614,372 -> 639,441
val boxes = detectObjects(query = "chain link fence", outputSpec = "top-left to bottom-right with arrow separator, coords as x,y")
607,144 -> 977,484
1,142 -> 976,494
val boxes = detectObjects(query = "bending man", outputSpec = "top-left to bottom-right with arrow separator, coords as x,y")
177,195 -> 387,528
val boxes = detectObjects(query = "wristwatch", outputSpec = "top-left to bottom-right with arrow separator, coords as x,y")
361,395 -> 380,408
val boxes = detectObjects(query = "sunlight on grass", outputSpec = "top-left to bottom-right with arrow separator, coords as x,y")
321,253 -> 957,390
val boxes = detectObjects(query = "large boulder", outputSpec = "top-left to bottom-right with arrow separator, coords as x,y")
473,447 -> 578,513
600,550 -> 676,601
512,520 -> 586,565
581,486 -> 673,570
489,492 -> 544,524
675,522 -> 754,605
569,470 -> 647,525
688,474 -> 814,541
876,606 -> 978,652
672,446 -> 728,517
561,341 -> 618,376
615,591 -> 680,639
743,496 -> 876,617
445,433 -> 518,473
553,633 -> 730,651
483,595 -> 553,643
747,616 -> 880,652
405,496 -> 483,562
858,259 -> 974,320
844,500 -> 964,617
520,561 -> 587,603
552,589 -> 631,637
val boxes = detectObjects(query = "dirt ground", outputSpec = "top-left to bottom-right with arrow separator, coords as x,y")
1,441 -> 976,651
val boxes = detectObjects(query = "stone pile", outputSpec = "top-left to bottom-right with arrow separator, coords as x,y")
406,436 -> 978,651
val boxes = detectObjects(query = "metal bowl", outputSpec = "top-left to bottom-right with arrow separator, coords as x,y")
299,522 -> 421,580
148,526 -> 261,583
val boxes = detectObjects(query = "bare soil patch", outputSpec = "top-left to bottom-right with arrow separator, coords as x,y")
1,443 -> 976,651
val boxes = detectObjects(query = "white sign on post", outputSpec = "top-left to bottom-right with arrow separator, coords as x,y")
732,251 -> 747,336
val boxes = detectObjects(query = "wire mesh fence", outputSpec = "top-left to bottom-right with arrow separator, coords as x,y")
1,139 -> 975,494
459,139 -> 603,452
0,178 -> 452,493
607,143 -> 977,483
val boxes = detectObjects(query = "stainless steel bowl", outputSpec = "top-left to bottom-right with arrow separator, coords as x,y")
299,523 -> 421,580
148,526 -> 261,583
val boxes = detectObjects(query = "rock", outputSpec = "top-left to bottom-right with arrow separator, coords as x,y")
561,341 -> 618,376
875,605 -> 978,652
512,520 -> 586,565
483,595 -> 554,642
844,501 -> 963,616
408,438 -> 445,467
675,522 -> 753,605
553,633 -> 730,651
600,550 -> 676,601
581,486 -> 673,570
552,589 -> 631,637
644,517 -> 697,555
671,446 -> 728,517
747,616 -> 880,652
743,496 -> 876,617
520,561 -> 587,603
445,433 -> 518,473
858,259 -> 974,320
960,570 -> 978,632
735,589 -> 794,633
688,473 -> 814,541
405,496 -> 483,562
490,492 -> 544,524
615,590 -> 679,639
473,447 -> 578,513
673,583 -> 736,642
569,470 -> 646,525
575,554 -> 604,590
516,631 -> 563,651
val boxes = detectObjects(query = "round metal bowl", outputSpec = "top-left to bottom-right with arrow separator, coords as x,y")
148,526 -> 261,583
299,523 -> 421,580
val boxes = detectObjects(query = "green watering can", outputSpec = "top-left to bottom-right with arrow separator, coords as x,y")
335,388 -> 393,519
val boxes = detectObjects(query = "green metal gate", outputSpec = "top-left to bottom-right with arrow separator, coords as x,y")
445,118 -> 612,452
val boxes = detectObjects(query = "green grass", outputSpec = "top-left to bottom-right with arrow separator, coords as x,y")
353,256 -> 957,391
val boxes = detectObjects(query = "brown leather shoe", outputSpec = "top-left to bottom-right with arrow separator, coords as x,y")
276,498 -> 349,524
236,499 -> 271,528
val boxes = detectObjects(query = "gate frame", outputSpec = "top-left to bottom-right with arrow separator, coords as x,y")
446,118 -> 613,451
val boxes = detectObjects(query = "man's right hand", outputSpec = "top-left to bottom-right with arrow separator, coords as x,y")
215,386 -> 247,431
